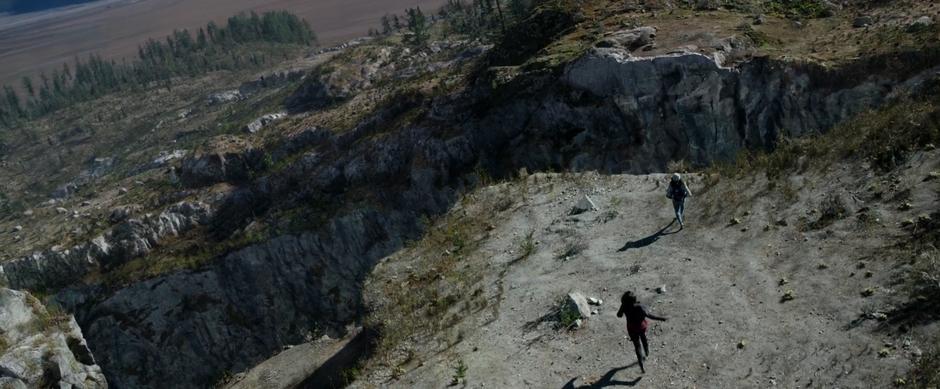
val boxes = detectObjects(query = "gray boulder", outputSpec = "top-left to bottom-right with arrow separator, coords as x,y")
908,16 -> 934,32
564,291 -> 592,321
570,194 -> 599,215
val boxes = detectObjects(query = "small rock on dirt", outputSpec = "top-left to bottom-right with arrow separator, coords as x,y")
853,16 -> 873,28
570,195 -> 599,215
12,225 -> 22,232
908,16 -> 933,32
565,291 -> 593,320
655,285 -> 667,294
587,297 -> 602,305
865,312 -> 888,321
55,207 -> 68,214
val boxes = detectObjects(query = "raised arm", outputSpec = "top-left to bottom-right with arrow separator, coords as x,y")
642,306 -> 667,321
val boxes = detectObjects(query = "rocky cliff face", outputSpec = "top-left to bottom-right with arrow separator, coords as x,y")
0,288 -> 106,388
55,210 -> 420,388
5,41 -> 937,387
1,202 -> 212,292
460,48 -> 935,174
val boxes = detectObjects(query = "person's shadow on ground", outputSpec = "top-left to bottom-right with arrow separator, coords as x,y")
617,220 -> 679,252
561,364 -> 643,388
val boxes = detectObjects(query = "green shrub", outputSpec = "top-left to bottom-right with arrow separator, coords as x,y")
556,298 -> 580,329
736,23 -> 772,47
765,0 -> 833,19
451,359 -> 468,385
519,231 -> 536,259
342,366 -> 361,386
558,238 -> 587,260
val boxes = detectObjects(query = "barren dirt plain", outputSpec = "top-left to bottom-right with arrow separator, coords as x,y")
0,0 -> 447,85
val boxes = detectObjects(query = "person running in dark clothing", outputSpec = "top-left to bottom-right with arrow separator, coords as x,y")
616,291 -> 667,373
665,173 -> 692,229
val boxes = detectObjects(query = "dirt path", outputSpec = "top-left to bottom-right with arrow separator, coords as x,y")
373,166 -> 938,388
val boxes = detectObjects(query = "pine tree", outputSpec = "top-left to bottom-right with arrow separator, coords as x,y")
405,7 -> 430,46
381,14 -> 393,35
508,0 -> 530,20
21,77 -> 34,97
1,10 -> 319,125
197,28 -> 208,48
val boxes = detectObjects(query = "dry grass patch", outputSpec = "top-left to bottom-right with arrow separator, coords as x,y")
365,183 -> 520,372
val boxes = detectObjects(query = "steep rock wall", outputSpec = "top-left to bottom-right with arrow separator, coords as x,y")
462,49 -> 928,174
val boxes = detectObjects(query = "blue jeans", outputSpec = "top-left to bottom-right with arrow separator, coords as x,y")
673,198 -> 686,225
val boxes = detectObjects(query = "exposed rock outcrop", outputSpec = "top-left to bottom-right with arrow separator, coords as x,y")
0,288 -> 106,388
0,202 -> 211,292
58,210 -> 417,388
179,148 -> 267,187
244,112 -> 287,134
207,90 -> 243,105
596,26 -> 656,51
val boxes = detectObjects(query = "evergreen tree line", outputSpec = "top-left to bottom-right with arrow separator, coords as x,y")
0,11 -> 316,128
368,0 -> 534,46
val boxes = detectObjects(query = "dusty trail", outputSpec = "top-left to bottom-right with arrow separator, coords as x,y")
372,168 -> 935,388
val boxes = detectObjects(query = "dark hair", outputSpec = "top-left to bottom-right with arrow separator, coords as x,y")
621,291 -> 637,306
